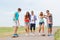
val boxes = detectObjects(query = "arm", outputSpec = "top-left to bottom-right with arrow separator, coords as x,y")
47,13 -> 52,17
39,16 -> 40,18
18,19 -> 20,26
44,15 -> 47,19
34,15 -> 37,21
51,14 -> 53,24
13,13 -> 16,21
24,16 -> 26,22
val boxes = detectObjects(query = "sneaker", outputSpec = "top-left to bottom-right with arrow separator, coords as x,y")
30,33 -> 35,36
41,33 -> 45,36
12,35 -> 16,38
48,34 -> 50,36
39,33 -> 41,35
12,34 -> 19,38
48,34 -> 52,36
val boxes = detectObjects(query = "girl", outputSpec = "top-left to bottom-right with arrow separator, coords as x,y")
24,11 -> 30,35
38,12 -> 45,36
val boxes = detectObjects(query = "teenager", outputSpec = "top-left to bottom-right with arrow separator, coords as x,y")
12,8 -> 21,38
45,10 -> 53,36
24,11 -> 30,35
30,10 -> 37,35
38,12 -> 45,36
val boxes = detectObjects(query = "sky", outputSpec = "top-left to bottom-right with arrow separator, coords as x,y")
0,0 -> 60,27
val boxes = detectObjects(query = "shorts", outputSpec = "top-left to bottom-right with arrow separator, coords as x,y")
48,24 -> 52,28
39,22 -> 44,25
13,20 -> 19,27
30,24 -> 36,30
25,22 -> 30,26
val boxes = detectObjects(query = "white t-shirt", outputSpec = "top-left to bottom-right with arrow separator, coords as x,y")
30,15 -> 36,24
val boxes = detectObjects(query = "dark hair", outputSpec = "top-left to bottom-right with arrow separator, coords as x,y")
40,12 -> 43,16
46,10 -> 49,12
31,10 -> 34,15
25,11 -> 30,19
18,8 -> 21,11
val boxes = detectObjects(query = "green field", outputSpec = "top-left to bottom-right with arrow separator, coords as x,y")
54,28 -> 60,40
0,26 -> 60,40
0,27 -> 25,38
0,27 -> 44,38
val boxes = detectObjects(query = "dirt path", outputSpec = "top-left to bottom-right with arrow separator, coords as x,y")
0,27 -> 58,40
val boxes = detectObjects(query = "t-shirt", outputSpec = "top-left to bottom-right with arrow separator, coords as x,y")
46,14 -> 52,24
39,18 -> 44,23
13,12 -> 19,21
30,15 -> 37,24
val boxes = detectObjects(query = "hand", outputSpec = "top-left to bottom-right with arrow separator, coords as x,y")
27,18 -> 29,20
18,20 -> 20,26
32,20 -> 34,21
44,15 -> 47,19
44,15 -> 46,16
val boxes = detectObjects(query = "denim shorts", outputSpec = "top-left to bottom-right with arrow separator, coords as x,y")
13,20 -> 19,27
39,22 -> 44,25
25,22 -> 30,26
48,24 -> 52,28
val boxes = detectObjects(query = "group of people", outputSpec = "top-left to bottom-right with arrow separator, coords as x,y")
12,8 -> 53,38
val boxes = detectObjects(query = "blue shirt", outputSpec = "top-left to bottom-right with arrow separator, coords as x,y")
13,12 -> 19,21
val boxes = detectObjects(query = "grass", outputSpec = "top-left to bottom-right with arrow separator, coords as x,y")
0,27 -> 47,38
0,26 -> 60,39
0,27 -> 25,38
54,28 -> 60,40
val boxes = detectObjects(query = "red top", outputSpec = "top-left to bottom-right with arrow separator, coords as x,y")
24,17 -> 30,22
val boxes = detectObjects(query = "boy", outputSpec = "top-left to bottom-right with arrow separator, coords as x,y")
12,8 -> 21,37
30,10 -> 37,35
45,10 -> 53,36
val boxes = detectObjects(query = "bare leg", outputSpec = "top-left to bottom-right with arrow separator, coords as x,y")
39,25 -> 41,33
48,28 -> 50,34
13,26 -> 18,34
50,28 -> 52,34
25,24 -> 29,34
25,27 -> 27,33
25,25 -> 28,33
32,29 -> 35,33
27,25 -> 29,33
42,24 -> 44,33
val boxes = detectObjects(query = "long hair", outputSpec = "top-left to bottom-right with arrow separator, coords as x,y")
39,12 -> 43,16
25,11 -> 30,19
